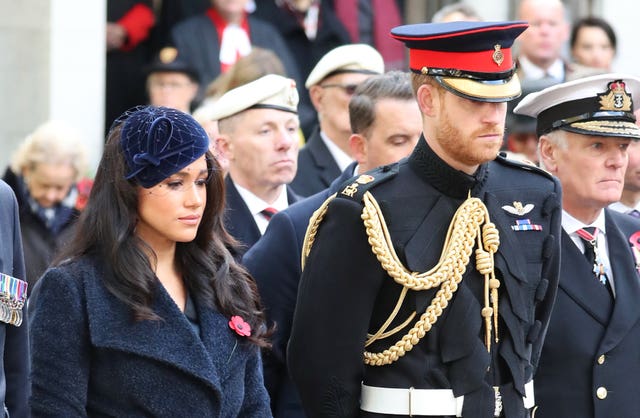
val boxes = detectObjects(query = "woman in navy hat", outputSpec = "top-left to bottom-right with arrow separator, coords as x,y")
28,106 -> 272,417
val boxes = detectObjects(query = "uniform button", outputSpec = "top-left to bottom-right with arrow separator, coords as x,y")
597,354 -> 606,365
596,387 -> 607,399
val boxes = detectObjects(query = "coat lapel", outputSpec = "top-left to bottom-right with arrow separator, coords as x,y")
86,280 -> 222,393
224,176 -> 261,247
558,231 -> 613,325
307,131 -> 342,187
599,212 -> 640,352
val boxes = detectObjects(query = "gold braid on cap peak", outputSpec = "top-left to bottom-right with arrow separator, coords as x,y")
302,192 -> 501,366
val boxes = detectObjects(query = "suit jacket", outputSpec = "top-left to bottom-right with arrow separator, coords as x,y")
224,176 -> 301,257
242,163 -> 356,418
288,138 -> 562,418
170,13 -> 301,103
0,181 -> 29,418
534,209 -> 640,418
28,256 -> 272,417
290,129 -> 344,197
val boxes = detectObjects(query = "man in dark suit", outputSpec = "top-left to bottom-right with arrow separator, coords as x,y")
288,21 -> 562,418
243,70 -> 422,418
0,180 -> 29,417
515,74 -> 640,417
211,74 -> 301,256
289,44 -> 384,197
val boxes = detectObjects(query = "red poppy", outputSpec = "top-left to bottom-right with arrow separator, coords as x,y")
229,315 -> 251,337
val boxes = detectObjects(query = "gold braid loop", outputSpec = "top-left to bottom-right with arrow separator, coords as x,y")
361,191 -> 500,366
299,190 -> 500,366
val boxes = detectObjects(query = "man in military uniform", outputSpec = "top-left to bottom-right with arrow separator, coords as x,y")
515,74 -> 640,418
288,21 -> 562,418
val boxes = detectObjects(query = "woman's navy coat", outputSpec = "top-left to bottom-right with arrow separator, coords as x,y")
29,257 -> 272,417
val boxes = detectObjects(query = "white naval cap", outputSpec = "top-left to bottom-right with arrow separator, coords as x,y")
514,73 -> 640,139
210,74 -> 299,121
305,44 -> 385,88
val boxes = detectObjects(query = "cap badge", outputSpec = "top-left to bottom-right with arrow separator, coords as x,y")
598,80 -> 632,111
421,67 -> 429,75
159,47 -> 178,64
492,45 -> 504,67
287,80 -> 298,106
502,201 -> 534,216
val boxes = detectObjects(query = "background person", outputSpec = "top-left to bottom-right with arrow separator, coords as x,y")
212,74 -> 302,256
570,16 -> 617,72
289,43 -> 384,197
515,73 -> 640,418
145,46 -> 200,113
2,121 -> 88,288
29,106 -> 271,417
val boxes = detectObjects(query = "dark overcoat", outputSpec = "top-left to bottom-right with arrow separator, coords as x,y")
224,176 -> 301,257
288,138 -> 562,418
289,128 -> 343,197
534,209 -> 640,418
0,180 -> 29,418
28,256 -> 272,417
243,164 -> 357,418
170,13 -> 301,103
2,168 -> 78,287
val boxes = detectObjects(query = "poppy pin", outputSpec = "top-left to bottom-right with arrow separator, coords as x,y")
229,315 -> 251,337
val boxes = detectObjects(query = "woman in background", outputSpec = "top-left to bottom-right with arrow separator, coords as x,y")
570,16 -> 617,71
2,121 -> 88,288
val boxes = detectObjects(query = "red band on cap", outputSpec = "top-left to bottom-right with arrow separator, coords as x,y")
409,47 -> 513,73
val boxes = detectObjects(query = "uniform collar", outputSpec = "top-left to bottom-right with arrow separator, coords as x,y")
408,136 -> 488,199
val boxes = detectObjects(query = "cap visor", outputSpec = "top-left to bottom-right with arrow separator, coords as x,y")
438,73 -> 522,102
564,120 -> 640,140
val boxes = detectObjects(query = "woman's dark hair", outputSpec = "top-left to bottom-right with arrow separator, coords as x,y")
57,126 -> 270,347
570,16 -> 617,52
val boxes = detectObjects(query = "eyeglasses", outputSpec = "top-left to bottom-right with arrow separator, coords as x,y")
319,83 -> 360,95
149,80 -> 193,90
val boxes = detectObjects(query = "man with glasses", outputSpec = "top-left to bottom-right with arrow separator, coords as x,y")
290,44 -> 384,197
145,46 -> 199,114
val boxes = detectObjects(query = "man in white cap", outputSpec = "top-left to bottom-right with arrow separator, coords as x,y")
515,73 -> 640,418
290,43 -> 384,197
211,74 -> 302,256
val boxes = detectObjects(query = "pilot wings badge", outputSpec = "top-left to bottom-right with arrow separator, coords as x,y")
502,201 -> 534,216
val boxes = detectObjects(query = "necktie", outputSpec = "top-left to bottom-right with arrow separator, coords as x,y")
261,207 -> 278,221
576,227 -> 613,297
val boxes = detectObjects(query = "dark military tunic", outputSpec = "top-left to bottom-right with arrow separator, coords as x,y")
288,137 -> 562,418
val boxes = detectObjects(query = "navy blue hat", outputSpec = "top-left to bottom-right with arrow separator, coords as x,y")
113,106 -> 210,188
391,21 -> 528,102
145,47 -> 199,83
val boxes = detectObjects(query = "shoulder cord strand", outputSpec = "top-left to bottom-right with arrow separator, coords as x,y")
301,191 -> 500,366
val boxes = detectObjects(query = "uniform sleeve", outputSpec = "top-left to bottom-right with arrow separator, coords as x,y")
242,211 -> 301,408
117,2 -> 155,51
3,186 -> 29,418
29,268 -> 91,417
530,179 -> 562,371
239,347 -> 273,417
288,197 -> 386,418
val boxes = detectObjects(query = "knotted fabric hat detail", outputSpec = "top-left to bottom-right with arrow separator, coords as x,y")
115,106 -> 210,188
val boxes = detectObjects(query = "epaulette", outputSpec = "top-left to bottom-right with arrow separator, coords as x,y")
495,151 -> 554,180
335,163 -> 399,202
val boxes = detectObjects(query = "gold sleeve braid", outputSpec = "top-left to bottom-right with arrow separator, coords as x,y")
301,191 -> 500,367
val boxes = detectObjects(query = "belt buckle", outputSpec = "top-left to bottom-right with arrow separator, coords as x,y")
493,386 -> 503,417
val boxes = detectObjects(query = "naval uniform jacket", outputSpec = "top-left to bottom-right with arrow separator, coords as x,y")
224,175 -> 301,257
0,180 -> 29,418
28,256 -> 272,417
288,138 -> 562,418
534,209 -> 640,418
290,128 -> 343,197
